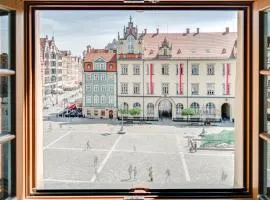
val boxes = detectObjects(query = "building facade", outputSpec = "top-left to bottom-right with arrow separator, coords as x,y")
82,48 -> 117,119
40,36 -> 63,106
117,17 -> 237,121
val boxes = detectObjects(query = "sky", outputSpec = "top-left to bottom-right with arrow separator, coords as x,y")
39,10 -> 239,56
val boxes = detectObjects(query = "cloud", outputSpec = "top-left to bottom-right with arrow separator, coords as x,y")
39,10 -> 239,55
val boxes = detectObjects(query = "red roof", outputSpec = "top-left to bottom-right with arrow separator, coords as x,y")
84,49 -> 116,63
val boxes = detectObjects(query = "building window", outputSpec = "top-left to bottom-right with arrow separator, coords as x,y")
223,64 -> 231,75
176,103 -> 184,115
133,102 -> 141,108
94,85 -> 99,92
147,103 -> 154,115
190,102 -> 200,115
268,79 -> 270,88
93,74 -> 98,80
162,64 -> 169,75
121,83 -> 128,94
121,64 -> 128,75
108,96 -> 114,104
101,74 -> 106,81
191,83 -> 199,95
207,64 -> 215,75
86,85 -> 91,92
191,64 -> 199,75
86,96 -> 92,104
205,102 -> 216,115
127,35 -> 134,53
123,102 -> 129,113
162,83 -> 169,95
133,64 -> 140,75
133,83 -> 140,94
109,86 -> 114,92
94,96 -> 99,104
101,85 -> 106,92
100,96 -> 106,104
86,74 -> 91,81
94,110 -> 99,116
207,83 -> 215,95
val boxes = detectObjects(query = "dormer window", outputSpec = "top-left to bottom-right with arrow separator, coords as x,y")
222,48 -> 226,54
150,49 -> 154,55
177,49 -> 181,54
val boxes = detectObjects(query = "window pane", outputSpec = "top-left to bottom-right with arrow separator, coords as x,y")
0,77 -> 10,132
37,10 -> 244,190
0,142 -> 13,199
0,12 -> 9,69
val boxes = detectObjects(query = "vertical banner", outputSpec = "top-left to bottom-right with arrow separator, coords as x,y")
225,63 -> 229,95
179,63 -> 183,95
150,63 -> 153,94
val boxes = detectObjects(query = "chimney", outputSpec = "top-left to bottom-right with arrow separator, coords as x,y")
226,27 -> 229,33
196,28 -> 200,34
156,28 -> 159,34
144,28 -> 147,34
186,28 -> 190,34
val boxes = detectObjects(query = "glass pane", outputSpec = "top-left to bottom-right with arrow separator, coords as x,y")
36,10 -> 244,190
0,76 -> 10,132
0,12 -> 9,69
0,142 -> 12,199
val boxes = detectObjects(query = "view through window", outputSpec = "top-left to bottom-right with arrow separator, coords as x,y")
36,10 -> 244,190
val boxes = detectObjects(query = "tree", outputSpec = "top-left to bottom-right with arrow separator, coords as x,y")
181,108 -> 195,122
129,108 -> 141,118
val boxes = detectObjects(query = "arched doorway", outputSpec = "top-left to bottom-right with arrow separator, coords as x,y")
109,110 -> 113,119
221,103 -> 230,120
158,99 -> 172,119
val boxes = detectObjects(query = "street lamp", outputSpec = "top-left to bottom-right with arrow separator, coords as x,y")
118,103 -> 126,134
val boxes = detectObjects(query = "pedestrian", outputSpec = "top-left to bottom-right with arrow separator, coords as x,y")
148,167 -> 153,182
128,164 -> 133,180
94,156 -> 98,171
86,140 -> 91,150
165,168 -> 171,182
133,166 -> 137,180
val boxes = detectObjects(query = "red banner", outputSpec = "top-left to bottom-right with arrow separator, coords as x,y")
179,64 -> 183,95
150,64 -> 153,94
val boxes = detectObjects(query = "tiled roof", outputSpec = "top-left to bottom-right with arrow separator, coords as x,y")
142,32 -> 237,59
84,49 -> 116,62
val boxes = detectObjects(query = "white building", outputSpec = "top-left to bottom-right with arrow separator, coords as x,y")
117,17 -> 237,121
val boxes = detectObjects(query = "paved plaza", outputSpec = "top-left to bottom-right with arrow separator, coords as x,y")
41,114 -> 240,190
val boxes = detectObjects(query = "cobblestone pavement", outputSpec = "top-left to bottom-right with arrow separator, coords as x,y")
42,117 -> 239,190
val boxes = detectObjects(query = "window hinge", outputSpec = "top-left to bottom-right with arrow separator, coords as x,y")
123,0 -> 160,3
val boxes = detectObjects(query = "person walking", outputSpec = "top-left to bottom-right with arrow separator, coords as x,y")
133,166 -> 137,181
148,167 -> 153,182
128,164 -> 133,180
165,168 -> 171,182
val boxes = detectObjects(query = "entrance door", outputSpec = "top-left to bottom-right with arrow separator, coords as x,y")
158,99 -> 172,119
221,103 -> 230,120
109,110 -> 113,119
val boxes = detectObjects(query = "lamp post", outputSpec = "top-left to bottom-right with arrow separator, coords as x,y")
118,104 -> 126,134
